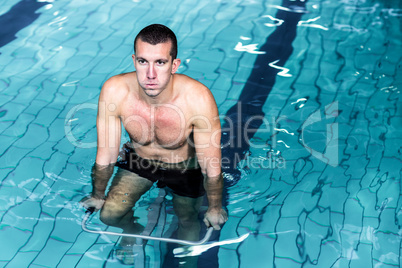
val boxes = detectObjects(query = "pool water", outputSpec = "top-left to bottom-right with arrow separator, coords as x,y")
0,0 -> 401,267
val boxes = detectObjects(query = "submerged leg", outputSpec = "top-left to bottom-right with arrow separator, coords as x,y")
172,193 -> 203,268
100,168 -> 153,264
172,194 -> 203,241
100,168 -> 153,228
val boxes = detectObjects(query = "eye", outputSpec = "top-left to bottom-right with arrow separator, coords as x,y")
138,59 -> 146,65
156,60 -> 166,66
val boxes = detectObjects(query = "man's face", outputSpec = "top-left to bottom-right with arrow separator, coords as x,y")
133,39 -> 181,98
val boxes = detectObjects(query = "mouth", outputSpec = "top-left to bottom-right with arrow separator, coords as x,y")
146,83 -> 157,88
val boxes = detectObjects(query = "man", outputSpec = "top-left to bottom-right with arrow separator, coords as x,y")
80,24 -> 227,261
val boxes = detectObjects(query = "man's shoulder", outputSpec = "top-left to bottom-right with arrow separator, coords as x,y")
174,74 -> 217,113
175,73 -> 205,88
101,72 -> 135,98
104,72 -> 135,88
174,74 -> 212,98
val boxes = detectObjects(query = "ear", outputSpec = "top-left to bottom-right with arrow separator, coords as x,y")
132,54 -> 138,70
171,58 -> 181,74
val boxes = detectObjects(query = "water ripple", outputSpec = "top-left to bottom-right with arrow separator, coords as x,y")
334,23 -> 368,33
234,42 -> 266,54
262,15 -> 284,27
48,16 -> 68,27
268,4 -> 308,13
345,4 -> 379,14
385,8 -> 402,17
268,60 -> 292,77
298,16 -> 328,31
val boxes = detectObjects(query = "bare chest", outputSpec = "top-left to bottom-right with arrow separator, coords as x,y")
121,104 -> 191,148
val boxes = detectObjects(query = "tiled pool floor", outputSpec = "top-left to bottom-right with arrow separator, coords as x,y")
0,0 -> 401,267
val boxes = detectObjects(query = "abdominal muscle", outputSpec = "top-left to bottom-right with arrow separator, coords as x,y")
132,141 -> 195,164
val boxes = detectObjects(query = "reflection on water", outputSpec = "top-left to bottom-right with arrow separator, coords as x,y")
222,0 -> 306,187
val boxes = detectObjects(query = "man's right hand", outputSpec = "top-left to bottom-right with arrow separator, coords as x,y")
79,195 -> 105,211
203,207 -> 228,230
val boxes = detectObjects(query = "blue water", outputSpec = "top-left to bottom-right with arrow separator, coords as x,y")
0,0 -> 401,267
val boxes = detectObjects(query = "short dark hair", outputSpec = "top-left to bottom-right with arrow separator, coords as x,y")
134,24 -> 178,60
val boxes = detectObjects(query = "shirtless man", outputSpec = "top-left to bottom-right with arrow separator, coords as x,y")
80,24 -> 227,258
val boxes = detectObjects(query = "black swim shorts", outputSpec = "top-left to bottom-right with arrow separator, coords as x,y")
115,144 -> 206,198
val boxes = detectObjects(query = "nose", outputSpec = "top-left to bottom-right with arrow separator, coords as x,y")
147,64 -> 156,79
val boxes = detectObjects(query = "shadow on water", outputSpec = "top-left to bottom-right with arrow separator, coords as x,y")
0,0 -> 47,48
221,0 -> 307,187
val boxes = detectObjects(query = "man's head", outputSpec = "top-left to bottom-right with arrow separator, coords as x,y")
134,24 -> 178,60
132,24 -> 181,98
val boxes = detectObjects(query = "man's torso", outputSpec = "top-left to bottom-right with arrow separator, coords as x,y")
116,72 -> 199,163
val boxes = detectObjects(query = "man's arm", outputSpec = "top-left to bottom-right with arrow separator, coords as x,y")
192,86 -> 228,230
80,77 -> 122,209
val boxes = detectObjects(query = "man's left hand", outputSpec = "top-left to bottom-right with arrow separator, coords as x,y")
203,208 -> 228,230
